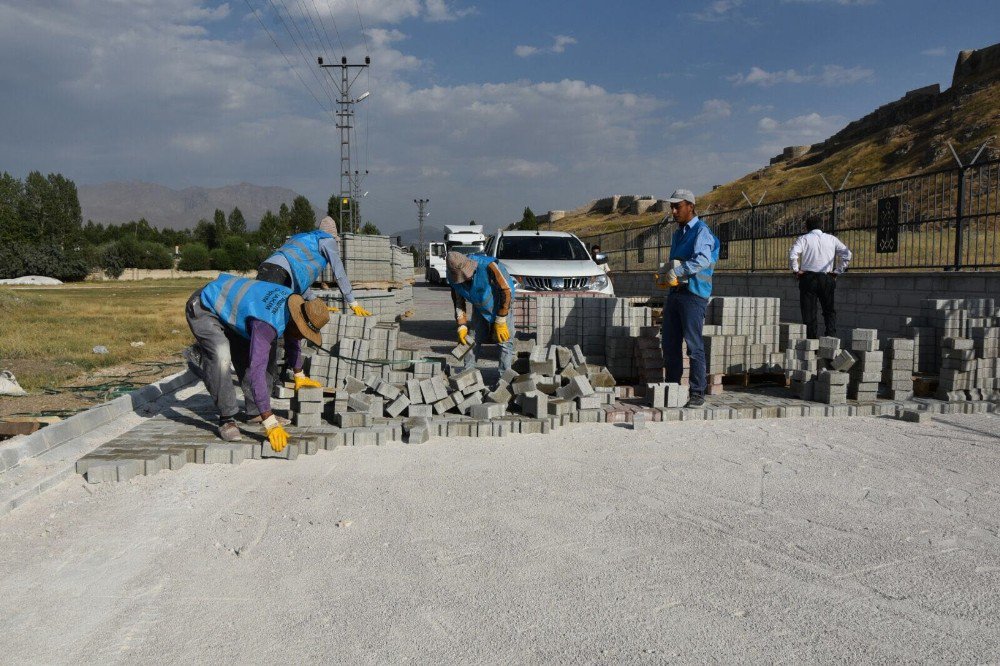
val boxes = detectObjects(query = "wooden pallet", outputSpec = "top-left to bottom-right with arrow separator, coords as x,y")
721,371 -> 788,388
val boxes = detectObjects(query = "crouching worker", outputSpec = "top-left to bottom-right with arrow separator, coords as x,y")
446,251 -> 516,374
185,274 -> 329,448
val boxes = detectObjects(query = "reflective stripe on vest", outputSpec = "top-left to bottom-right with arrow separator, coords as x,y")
200,274 -> 294,339
273,231 -> 333,293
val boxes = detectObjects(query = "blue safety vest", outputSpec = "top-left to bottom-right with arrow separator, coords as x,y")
449,254 -> 516,323
200,274 -> 293,339
268,231 -> 333,293
669,219 -> 720,299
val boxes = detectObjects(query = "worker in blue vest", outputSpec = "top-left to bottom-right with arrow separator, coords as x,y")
446,251 -> 516,374
656,189 -> 720,408
256,215 -> 371,390
185,274 -> 329,448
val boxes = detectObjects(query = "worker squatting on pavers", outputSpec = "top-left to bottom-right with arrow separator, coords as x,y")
184,274 -> 330,449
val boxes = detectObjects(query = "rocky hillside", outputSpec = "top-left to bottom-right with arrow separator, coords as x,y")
548,42 -> 1000,234
78,181 -> 303,230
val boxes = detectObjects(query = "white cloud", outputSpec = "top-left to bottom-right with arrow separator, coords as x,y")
425,0 -> 476,22
668,98 -> 732,131
514,34 -> 577,57
729,64 -> 874,86
690,0 -> 744,21
747,104 -> 775,113
482,158 -> 558,179
921,46 -> 947,57
781,0 -> 874,4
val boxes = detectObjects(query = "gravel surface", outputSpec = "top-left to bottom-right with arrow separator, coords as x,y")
1,412 -> 998,662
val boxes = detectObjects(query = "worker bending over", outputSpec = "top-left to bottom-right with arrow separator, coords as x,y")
256,215 -> 371,390
446,251 -> 516,375
185,274 -> 329,448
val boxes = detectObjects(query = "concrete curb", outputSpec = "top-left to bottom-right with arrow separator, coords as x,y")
0,369 -> 197,517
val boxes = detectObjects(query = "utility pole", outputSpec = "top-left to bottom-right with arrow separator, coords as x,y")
319,55 -> 370,234
414,198 -> 429,267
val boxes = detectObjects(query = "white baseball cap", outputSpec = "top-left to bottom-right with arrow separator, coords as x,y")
667,189 -> 696,205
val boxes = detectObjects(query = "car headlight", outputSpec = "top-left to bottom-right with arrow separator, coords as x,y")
511,275 -> 523,287
590,274 -> 609,291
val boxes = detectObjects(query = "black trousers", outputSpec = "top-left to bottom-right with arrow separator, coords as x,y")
799,272 -> 837,339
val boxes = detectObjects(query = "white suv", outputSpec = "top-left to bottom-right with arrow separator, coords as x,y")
485,230 -> 614,296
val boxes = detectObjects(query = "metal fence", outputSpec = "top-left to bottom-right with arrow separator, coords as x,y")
579,159 -> 1000,273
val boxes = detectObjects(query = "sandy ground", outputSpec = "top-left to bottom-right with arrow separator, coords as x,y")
1,412 -> 999,662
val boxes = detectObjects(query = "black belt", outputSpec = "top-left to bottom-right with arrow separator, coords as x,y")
668,284 -> 690,294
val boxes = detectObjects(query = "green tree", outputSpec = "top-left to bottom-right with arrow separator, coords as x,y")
193,218 -> 219,249
178,243 -> 211,271
213,208 -> 228,244
518,206 -> 538,230
209,247 -> 231,271
289,195 -> 315,235
221,236 -> 256,271
0,172 -> 24,244
256,210 -> 286,250
228,207 -> 247,236
360,221 -> 381,235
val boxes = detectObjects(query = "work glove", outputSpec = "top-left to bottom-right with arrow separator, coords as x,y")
457,325 -> 470,345
349,303 -> 372,317
655,270 -> 679,288
262,415 -> 289,452
293,372 -> 322,390
327,306 -> 339,313
493,316 -> 510,343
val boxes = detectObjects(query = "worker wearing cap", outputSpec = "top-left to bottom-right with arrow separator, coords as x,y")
789,214 -> 852,339
446,251 -> 516,374
256,215 -> 371,391
185,274 -> 329,448
656,189 -> 720,408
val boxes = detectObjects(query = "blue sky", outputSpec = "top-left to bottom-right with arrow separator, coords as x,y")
1,0 -> 997,233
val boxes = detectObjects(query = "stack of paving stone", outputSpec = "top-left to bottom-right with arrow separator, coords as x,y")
883,338 -> 915,400
934,336 -> 1000,402
645,382 -> 690,409
291,386 -> 324,428
904,298 -> 996,374
338,233 -> 394,282
785,335 -> 855,403
633,325 -> 666,384
533,296 -> 651,381
702,297 -> 786,375
390,245 -> 415,283
815,370 -> 849,404
846,328 -> 881,402
315,288 -> 401,319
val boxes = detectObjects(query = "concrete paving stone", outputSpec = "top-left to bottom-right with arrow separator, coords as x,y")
405,378 -> 424,403
470,402 -> 506,420
450,368 -> 482,392
632,413 -> 646,430
576,395 -> 602,410
386,395 -> 411,418
293,400 -> 323,415
407,426 -> 430,444
521,420 -> 543,435
406,404 -> 433,418
204,443 -> 250,465
347,393 -> 373,413
679,409 -> 706,421
899,409 -> 930,423
454,392 -> 482,415
335,412 -> 371,428
521,392 -> 548,418
547,398 -> 575,416
273,385 -> 295,399
486,385 -> 512,405
85,459 -> 143,484
260,441 -> 301,460
450,340 -> 474,360
297,387 -> 324,402
578,409 -> 603,423
433,395 -> 456,415
293,412 -> 322,427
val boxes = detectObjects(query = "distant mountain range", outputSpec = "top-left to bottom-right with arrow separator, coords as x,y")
78,181 -> 305,230
394,225 -> 445,247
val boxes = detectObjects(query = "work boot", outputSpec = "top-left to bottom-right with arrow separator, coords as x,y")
684,394 -> 705,408
218,420 -> 243,442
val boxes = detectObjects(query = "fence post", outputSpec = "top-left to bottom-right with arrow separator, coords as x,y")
749,208 -> 757,273
830,191 -> 838,233
954,167 -> 965,271
624,229 -> 629,272
656,224 -> 662,267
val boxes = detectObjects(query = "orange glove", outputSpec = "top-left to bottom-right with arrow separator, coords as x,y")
458,325 -> 470,345
493,317 -> 510,343
293,372 -> 322,390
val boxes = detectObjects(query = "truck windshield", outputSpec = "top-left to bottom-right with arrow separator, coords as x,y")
449,244 -> 482,255
497,236 -> 590,261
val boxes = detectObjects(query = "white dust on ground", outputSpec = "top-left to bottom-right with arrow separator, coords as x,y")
0,413 -> 999,662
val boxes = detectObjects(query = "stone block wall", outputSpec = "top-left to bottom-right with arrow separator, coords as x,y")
610,271 -> 1000,341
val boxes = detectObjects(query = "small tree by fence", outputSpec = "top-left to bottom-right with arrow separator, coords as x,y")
580,159 -> 1000,273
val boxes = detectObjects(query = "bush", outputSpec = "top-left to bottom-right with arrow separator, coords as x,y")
136,241 -> 173,269
221,237 -> 256,272
99,242 -> 128,279
178,243 -> 211,271
209,247 -> 231,271
0,243 -> 90,282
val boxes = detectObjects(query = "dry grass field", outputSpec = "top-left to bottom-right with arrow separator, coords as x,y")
0,279 -> 203,416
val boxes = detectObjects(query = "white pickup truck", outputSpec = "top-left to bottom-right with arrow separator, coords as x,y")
484,230 -> 613,296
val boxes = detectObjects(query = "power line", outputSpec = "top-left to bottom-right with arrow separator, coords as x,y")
354,0 -> 370,55
310,0 -> 345,58
294,0 -> 329,60
268,0 -> 338,106
244,0 -> 332,116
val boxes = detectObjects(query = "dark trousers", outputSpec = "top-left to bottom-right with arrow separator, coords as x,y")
662,290 -> 709,395
799,272 -> 837,339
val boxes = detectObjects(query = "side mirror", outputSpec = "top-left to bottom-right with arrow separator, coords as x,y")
594,254 -> 608,265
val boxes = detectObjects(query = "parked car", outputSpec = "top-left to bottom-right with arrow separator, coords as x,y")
484,230 -> 614,296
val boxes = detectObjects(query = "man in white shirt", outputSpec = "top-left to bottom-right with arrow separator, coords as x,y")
789,215 -> 852,339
